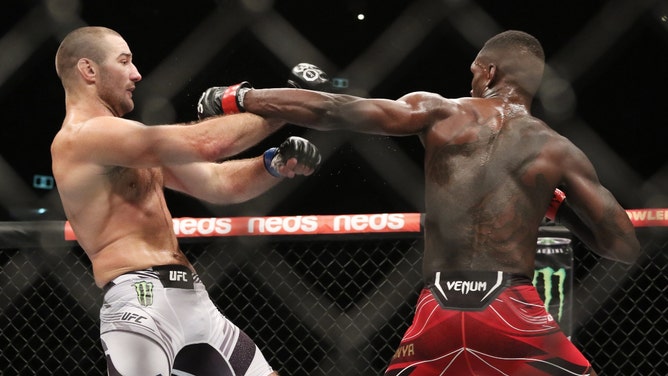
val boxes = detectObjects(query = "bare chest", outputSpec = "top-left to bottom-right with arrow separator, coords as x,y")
109,167 -> 163,202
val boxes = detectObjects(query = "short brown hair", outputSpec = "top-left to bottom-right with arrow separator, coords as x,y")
55,26 -> 121,83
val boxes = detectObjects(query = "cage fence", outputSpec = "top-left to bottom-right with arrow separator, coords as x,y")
1,219 -> 666,375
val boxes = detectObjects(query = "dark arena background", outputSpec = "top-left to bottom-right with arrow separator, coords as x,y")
1,0 -> 667,375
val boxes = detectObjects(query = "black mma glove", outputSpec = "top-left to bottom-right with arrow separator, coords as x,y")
197,81 -> 253,120
287,63 -> 333,92
263,136 -> 322,177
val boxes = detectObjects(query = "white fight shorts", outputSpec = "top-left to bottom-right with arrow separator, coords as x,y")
100,265 -> 274,376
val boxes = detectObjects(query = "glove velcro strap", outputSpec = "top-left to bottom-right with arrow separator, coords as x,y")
221,82 -> 251,114
263,147 -> 282,178
221,84 -> 243,114
545,188 -> 566,221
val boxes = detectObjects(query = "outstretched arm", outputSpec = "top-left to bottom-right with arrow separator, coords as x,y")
243,89 -> 436,136
198,79 -> 452,136
70,112 -> 284,170
196,62 -> 461,136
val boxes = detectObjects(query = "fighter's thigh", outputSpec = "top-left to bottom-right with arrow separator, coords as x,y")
101,331 -> 170,376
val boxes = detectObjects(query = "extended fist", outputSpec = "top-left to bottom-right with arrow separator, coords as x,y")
287,63 -> 333,92
264,136 -> 322,178
197,82 -> 252,120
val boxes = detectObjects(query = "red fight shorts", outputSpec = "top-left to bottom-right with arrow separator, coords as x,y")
385,271 -> 593,376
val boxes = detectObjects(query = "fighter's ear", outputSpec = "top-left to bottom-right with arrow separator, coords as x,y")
77,58 -> 96,83
486,64 -> 497,89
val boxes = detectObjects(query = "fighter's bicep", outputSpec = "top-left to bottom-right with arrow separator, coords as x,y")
79,118 -> 190,168
344,99 -> 419,135
355,92 -> 453,136
76,118 -> 157,164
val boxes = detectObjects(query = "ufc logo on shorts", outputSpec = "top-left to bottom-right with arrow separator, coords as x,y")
169,270 -> 188,282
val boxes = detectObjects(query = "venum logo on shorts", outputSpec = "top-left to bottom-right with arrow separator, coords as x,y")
445,280 -> 488,294
431,271 -> 504,310
133,281 -> 154,307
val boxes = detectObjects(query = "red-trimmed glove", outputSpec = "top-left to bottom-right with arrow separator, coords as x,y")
545,188 -> 566,221
197,81 -> 252,119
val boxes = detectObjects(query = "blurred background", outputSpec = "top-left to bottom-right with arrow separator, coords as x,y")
0,0 -> 666,221
1,1 -> 667,375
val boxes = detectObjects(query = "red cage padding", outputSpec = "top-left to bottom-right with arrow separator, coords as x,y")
0,209 -> 665,247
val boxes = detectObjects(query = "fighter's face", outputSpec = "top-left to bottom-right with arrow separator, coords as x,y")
97,35 -> 142,117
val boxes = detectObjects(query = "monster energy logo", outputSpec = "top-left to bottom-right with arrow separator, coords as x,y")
133,281 -> 154,307
533,267 -> 567,322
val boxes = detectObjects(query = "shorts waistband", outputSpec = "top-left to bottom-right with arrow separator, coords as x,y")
425,270 -> 532,287
425,271 -> 532,311
103,264 -> 198,293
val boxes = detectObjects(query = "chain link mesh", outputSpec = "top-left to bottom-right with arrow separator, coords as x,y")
1,230 -> 666,375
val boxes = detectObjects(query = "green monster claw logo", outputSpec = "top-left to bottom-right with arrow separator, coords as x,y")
133,281 -> 154,307
533,266 -> 567,322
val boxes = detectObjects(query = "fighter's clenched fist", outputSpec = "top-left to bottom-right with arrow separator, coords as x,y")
264,136 -> 321,178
